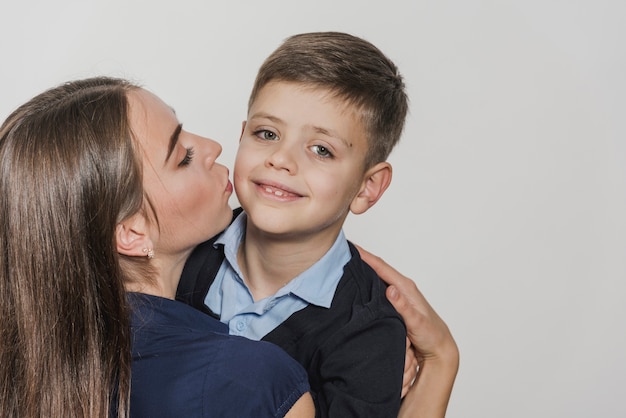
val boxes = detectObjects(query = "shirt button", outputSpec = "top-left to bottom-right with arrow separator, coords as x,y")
236,321 -> 245,332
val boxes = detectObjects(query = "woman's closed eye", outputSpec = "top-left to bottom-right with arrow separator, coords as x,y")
178,147 -> 195,167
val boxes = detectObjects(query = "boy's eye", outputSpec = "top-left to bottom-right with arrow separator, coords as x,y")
254,129 -> 279,141
310,145 -> 333,158
178,147 -> 195,167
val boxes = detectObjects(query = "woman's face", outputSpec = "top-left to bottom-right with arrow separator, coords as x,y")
127,88 -> 233,257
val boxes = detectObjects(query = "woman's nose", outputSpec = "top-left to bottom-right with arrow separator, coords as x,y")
207,137 -> 222,156
199,136 -> 222,163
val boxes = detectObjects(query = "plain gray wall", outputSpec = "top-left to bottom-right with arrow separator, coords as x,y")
2,1 -> 624,416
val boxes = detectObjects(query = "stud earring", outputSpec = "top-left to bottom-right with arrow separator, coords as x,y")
142,248 -> 155,259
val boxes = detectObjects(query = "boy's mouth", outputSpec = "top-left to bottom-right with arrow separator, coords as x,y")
254,181 -> 302,199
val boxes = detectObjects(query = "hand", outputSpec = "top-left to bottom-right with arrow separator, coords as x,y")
357,245 -> 459,418
401,337 -> 419,398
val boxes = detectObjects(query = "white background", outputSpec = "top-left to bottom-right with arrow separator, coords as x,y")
2,1 -> 625,417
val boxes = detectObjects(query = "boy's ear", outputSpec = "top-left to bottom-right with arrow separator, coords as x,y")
350,162 -> 393,215
115,213 -> 154,257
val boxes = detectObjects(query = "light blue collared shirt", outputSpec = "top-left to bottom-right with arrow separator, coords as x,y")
205,212 -> 351,340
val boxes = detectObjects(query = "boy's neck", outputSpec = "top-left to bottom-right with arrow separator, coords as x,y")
238,223 -> 342,301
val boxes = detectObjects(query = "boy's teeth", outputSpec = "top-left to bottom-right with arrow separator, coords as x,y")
265,186 -> 285,196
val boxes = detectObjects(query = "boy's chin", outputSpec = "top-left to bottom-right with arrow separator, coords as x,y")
246,211 -> 296,236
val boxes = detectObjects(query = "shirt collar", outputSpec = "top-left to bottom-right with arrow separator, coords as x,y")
215,211 -> 351,308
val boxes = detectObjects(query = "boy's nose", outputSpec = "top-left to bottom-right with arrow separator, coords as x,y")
265,143 -> 297,174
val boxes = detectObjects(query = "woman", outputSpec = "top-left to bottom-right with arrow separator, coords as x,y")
0,76 -> 457,417
0,77 -> 313,417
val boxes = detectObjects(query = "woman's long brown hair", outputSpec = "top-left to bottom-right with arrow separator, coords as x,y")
0,77 -> 143,417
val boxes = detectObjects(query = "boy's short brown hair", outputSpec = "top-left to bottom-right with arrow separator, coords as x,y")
248,31 -> 408,169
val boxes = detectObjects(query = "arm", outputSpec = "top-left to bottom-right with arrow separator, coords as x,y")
285,393 -> 315,418
357,246 -> 459,418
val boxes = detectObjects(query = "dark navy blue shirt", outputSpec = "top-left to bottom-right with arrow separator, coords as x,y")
128,292 -> 310,417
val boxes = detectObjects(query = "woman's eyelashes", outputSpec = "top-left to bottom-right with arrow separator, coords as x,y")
178,147 -> 195,167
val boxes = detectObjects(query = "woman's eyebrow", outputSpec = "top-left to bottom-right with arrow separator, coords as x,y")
165,123 -> 183,163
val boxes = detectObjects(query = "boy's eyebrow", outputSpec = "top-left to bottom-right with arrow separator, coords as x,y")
312,126 -> 351,147
250,112 -> 282,124
165,123 -> 183,164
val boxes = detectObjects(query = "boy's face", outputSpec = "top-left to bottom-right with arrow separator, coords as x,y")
234,81 -> 370,242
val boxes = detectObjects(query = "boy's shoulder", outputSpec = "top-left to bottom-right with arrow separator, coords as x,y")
338,241 -> 398,307
263,240 -> 406,418
263,240 -> 405,352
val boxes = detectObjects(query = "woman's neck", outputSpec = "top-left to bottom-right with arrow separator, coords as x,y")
124,250 -> 189,299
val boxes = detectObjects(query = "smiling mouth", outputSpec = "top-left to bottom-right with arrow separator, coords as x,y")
264,185 -> 296,197
255,182 -> 302,199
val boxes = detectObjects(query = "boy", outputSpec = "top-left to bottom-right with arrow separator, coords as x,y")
177,32 -> 408,418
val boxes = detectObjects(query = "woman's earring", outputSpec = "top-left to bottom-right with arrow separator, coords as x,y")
142,248 -> 155,259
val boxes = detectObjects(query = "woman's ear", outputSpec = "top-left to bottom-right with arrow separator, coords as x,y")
350,162 -> 393,215
116,213 -> 154,257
